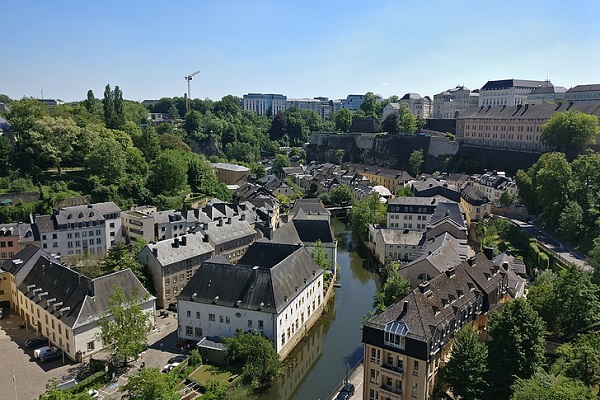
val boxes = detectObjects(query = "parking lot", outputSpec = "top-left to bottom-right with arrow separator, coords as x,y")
0,308 -> 80,399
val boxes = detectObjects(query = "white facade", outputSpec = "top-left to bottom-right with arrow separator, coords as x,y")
478,79 -> 550,107
242,93 -> 287,116
433,86 -> 479,119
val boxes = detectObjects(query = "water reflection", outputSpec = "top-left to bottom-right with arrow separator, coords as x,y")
259,218 -> 380,400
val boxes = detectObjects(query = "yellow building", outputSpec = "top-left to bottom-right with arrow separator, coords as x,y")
459,185 -> 491,230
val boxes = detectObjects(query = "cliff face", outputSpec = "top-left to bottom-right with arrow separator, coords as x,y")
307,133 -> 459,171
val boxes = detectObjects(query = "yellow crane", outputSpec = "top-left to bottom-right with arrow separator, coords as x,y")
185,70 -> 200,112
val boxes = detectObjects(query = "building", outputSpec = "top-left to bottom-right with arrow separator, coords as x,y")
386,197 -> 440,232
177,242 -> 324,358
411,178 -> 460,203
460,185 -> 491,228
121,206 -> 158,243
343,94 -> 383,111
0,222 -> 36,260
565,84 -> 600,104
362,252 -> 508,400
4,245 -> 155,362
432,86 -> 479,119
211,162 -> 251,185
471,171 -> 517,206
478,79 -> 551,107
525,84 -> 567,105
345,163 -> 413,194
138,234 -> 215,309
242,93 -> 287,116
34,202 -> 122,259
456,102 -> 600,152
190,215 -> 258,263
399,93 -> 432,119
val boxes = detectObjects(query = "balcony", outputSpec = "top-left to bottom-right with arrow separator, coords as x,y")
381,363 -> 404,379
380,385 -> 403,400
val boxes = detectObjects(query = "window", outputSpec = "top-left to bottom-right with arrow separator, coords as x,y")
219,315 -> 224,323
196,311 -> 200,319
258,320 -> 264,330
248,320 -> 253,328
87,341 -> 95,351
187,310 -> 191,318
281,334 -> 285,346
186,326 -> 193,336
225,316 -> 230,324
195,327 -> 202,337
65,331 -> 69,340
413,360 -> 419,376
412,382 -> 417,397
209,314 -> 215,321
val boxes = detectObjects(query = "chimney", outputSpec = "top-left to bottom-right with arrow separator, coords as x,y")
253,266 -> 259,281
418,281 -> 430,293
402,300 -> 408,314
240,213 -> 246,221
203,222 -> 208,230
227,217 -> 232,225
502,261 -> 510,271
152,248 -> 158,257
483,246 -> 493,260
505,249 -> 511,256
236,300 -> 241,307
218,219 -> 223,227
445,267 -> 456,278
467,257 -> 476,266
181,236 -> 187,246
172,238 -> 179,248
203,234 -> 209,243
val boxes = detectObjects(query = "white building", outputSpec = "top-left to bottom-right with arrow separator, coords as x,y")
525,84 -> 567,105
35,202 -> 122,259
478,79 -> 551,107
399,93 -> 432,119
242,93 -> 287,116
177,242 -> 324,358
565,84 -> 600,104
432,86 -> 479,119
6,245 -> 155,362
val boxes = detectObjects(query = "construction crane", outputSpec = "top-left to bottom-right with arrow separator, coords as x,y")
185,70 -> 200,112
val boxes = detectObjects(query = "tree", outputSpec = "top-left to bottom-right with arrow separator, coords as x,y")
310,239 -> 330,273
349,192 -> 387,241
400,110 -> 417,133
0,136 -> 11,175
147,150 -> 189,196
486,299 -> 546,400
224,330 -> 281,389
380,113 -> 401,135
268,112 -> 288,140
272,153 -> 290,175
120,368 -> 179,400
555,332 -> 600,388
112,85 -> 126,130
134,126 -> 161,161
511,371 -> 594,400
526,270 -> 558,332
359,92 -> 379,117
96,286 -> 150,366
558,200 -> 584,242
159,133 -> 191,152
330,184 -> 352,205
540,109 -> 599,152
84,89 -> 96,113
335,148 -> 345,164
101,242 -> 147,286
334,108 -> 352,133
84,136 -> 127,185
250,162 -> 266,179
372,268 -> 411,311
184,110 -> 202,136
103,84 -> 114,128
498,191 -> 515,207
552,265 -> 600,338
408,149 -> 424,176
444,326 -> 488,400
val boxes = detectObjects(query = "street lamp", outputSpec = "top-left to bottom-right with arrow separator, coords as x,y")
345,363 -> 349,384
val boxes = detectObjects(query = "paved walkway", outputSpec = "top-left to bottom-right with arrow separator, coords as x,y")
327,361 -> 364,400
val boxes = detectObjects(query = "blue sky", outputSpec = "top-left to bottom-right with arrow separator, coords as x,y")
1,0 -> 599,103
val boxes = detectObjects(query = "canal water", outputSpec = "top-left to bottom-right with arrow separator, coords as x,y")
259,218 -> 381,400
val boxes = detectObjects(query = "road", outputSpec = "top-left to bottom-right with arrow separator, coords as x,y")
510,219 -> 592,272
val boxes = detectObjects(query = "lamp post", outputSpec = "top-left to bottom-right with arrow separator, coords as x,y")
345,363 -> 349,384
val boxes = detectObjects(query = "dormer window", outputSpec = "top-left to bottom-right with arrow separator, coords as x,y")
89,211 -> 94,217
78,212 -> 84,218
467,282 -> 474,291
384,321 -> 409,350
432,306 -> 440,315
67,214 -> 72,220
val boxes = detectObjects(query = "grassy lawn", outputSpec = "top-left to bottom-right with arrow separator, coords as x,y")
188,364 -> 240,387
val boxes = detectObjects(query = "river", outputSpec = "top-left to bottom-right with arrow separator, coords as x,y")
258,218 -> 380,400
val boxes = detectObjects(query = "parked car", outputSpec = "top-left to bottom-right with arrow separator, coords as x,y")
335,383 -> 355,400
161,362 -> 180,373
168,303 -> 177,312
25,336 -> 48,349
40,349 -> 61,362
34,346 -> 58,359
87,389 -> 99,399
168,355 -> 188,364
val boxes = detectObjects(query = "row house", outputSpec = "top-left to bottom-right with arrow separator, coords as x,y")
399,93 -> 432,119
345,163 -> 413,194
4,245 -> 154,361
432,86 -> 479,119
34,202 -> 122,260
362,252 -> 509,400
177,242 -> 324,359
0,222 -> 36,260
460,185 -> 492,229
456,102 -> 600,153
470,170 -> 518,206
138,233 -> 215,309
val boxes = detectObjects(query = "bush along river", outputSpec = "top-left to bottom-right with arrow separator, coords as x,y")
259,218 -> 381,400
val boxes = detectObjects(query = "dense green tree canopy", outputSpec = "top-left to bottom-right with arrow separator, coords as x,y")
330,184 -> 352,205
372,268 -> 411,311
540,109 -> 599,152
409,149 -> 424,176
334,108 -> 352,132
511,371 -> 594,400
147,150 -> 189,196
120,367 -> 179,400
444,326 -> 488,400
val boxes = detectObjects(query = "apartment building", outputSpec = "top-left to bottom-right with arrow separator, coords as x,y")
34,202 -> 122,259
362,252 -> 508,400
121,206 -> 158,243
525,84 -> 566,105
565,84 -> 600,104
471,171 -> 517,206
399,93 -> 432,119
242,93 -> 287,116
177,242 -> 324,359
386,197 -> 439,232
345,163 -> 413,194
211,162 -> 251,185
0,222 -> 36,260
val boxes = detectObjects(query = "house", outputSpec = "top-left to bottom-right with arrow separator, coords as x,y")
368,227 -> 426,265
34,202 -> 122,260
177,242 -> 324,358
121,206 -> 158,243
257,175 -> 294,197
362,252 -> 508,400
411,177 -> 460,202
345,163 -> 413,194
386,197 -> 440,232
211,163 -> 251,185
460,185 -> 491,228
4,245 -> 155,362
525,84 -> 567,105
471,170 -> 518,206
289,198 -> 330,222
0,222 -> 36,260
138,234 -> 215,309
399,93 -> 432,119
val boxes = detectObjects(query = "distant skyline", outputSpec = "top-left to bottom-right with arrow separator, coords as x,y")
1,1 -> 599,103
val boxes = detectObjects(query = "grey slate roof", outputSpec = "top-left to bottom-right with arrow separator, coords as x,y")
179,242 -> 323,314
480,79 -> 549,91
429,202 -> 465,228
289,199 -> 330,218
145,234 -> 214,266
192,218 -> 257,245
402,233 -> 465,275
461,185 -> 489,205
566,84 -> 600,93
380,229 -> 424,246
457,102 -> 600,120
272,218 -> 334,245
